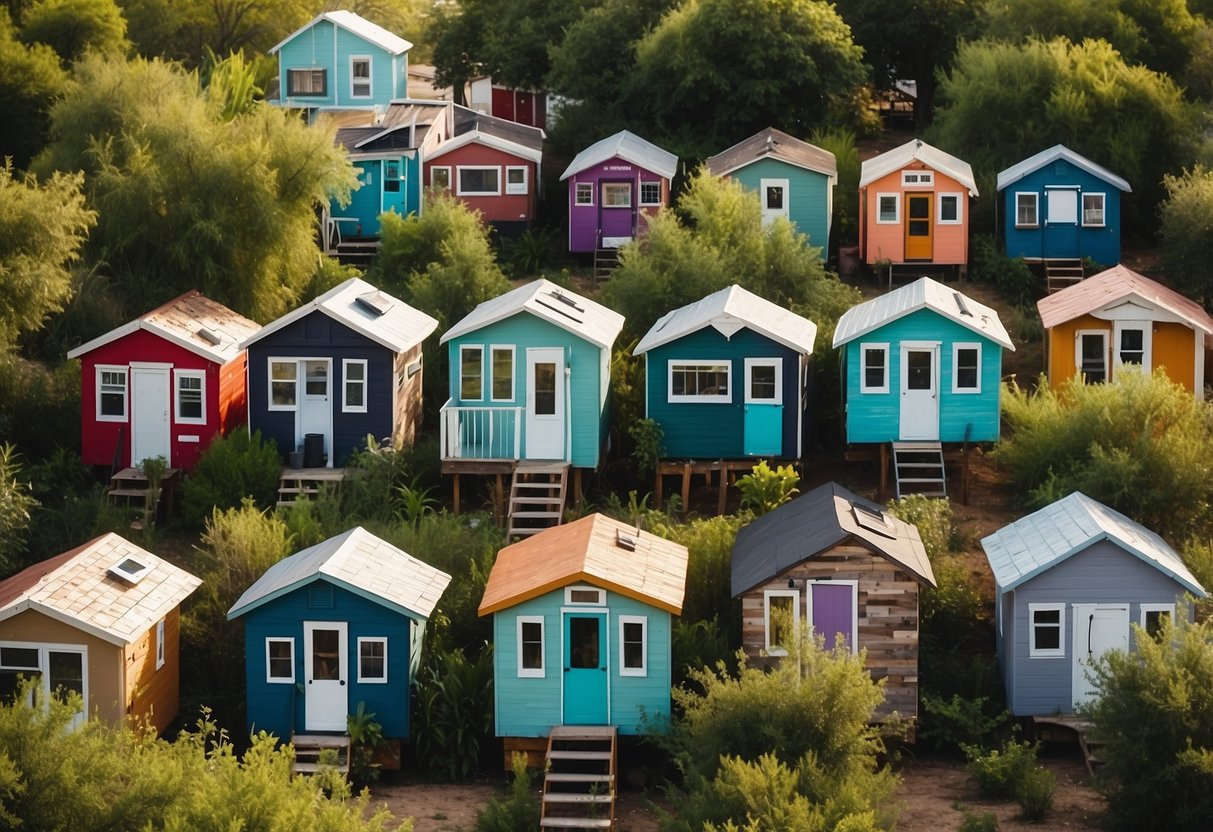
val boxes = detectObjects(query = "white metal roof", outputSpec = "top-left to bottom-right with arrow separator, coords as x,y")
996,144 -> 1131,192
634,284 -> 817,356
227,526 -> 452,621
440,279 -> 625,351
559,130 -> 678,181
859,138 -> 978,196
427,130 -> 542,164
241,278 -> 437,353
980,492 -> 1206,596
270,10 -> 412,56
832,277 -> 1014,350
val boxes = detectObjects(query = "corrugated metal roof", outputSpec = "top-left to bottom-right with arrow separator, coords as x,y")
227,526 -> 452,621
452,104 -> 545,149
440,279 -> 624,351
996,145 -> 1131,192
633,284 -> 817,355
832,277 -> 1014,350
704,127 -> 837,180
859,138 -> 978,196
270,10 -> 412,56
560,130 -> 678,181
477,513 -> 689,616
980,492 -> 1206,595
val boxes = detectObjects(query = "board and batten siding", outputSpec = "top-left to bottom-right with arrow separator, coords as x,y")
277,20 -> 405,109
726,157 -> 832,258
333,152 -> 419,239
1002,161 -> 1122,265
1046,313 -> 1198,395
126,607 -> 183,735
566,158 -> 669,253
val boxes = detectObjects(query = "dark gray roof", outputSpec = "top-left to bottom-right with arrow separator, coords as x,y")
730,481 -> 935,597
705,127 -> 837,179
334,127 -> 386,151
452,104 -> 544,152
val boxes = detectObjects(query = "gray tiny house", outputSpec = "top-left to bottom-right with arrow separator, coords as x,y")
981,492 -> 1206,717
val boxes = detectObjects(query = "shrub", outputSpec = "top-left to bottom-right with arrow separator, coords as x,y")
970,235 -> 1037,306
0,443 -> 37,573
182,428 -> 281,527
958,812 -> 999,832
412,646 -> 494,781
1015,765 -> 1055,821
886,495 -> 952,560
919,694 -> 1011,756
646,514 -> 747,641
963,739 -> 1039,799
735,460 -> 799,516
671,617 -> 737,688
0,354 -> 80,461
473,752 -> 539,832
628,418 -> 664,478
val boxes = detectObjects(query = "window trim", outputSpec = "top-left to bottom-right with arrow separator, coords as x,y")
602,182 -> 632,208
859,343 -> 889,394
1140,603 -> 1175,638
1015,192 -> 1039,228
876,193 -> 900,224
174,369 -> 206,424
618,615 -> 648,677
430,166 -> 451,191
564,586 -> 606,606
0,640 -> 89,723
667,360 -> 732,404
639,181 -> 662,206
1081,192 -> 1106,227
349,55 -> 372,99
155,619 -> 165,670
1028,603 -> 1065,658
763,589 -> 800,657
505,166 -> 528,195
268,359 -> 299,411
96,365 -> 128,422
516,615 -> 545,678
265,637 -> 295,683
574,182 -> 593,206
342,359 -> 368,414
1075,330 -> 1108,384
490,345 -> 515,403
1113,321 -> 1151,374
901,170 -> 934,187
286,67 -> 326,97
459,345 -> 484,401
356,636 -> 388,684
951,342 -> 982,394
806,580 -> 859,655
744,358 -> 783,405
456,165 -> 501,197
937,192 -> 963,225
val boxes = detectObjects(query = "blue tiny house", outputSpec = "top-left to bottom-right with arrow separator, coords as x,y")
996,145 -> 1130,266
633,284 -> 817,460
228,526 -> 451,740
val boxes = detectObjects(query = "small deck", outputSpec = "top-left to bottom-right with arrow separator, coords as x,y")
277,467 -> 345,507
106,467 -> 180,516
1032,715 -> 1104,775
653,459 -> 773,517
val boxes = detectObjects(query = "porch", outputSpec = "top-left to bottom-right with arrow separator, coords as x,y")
439,401 -> 525,462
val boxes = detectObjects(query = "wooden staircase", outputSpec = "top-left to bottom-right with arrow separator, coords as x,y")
507,463 -> 569,539
592,247 -> 620,284
277,468 -> 345,507
1045,258 -> 1085,293
892,442 -> 947,499
541,726 -> 617,830
291,733 -> 350,776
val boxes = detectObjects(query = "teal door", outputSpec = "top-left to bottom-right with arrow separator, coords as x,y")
563,612 -> 608,725
345,161 -> 381,237
382,157 -> 407,218
743,358 -> 783,456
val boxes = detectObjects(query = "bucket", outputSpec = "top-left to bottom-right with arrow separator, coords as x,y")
303,434 -> 326,468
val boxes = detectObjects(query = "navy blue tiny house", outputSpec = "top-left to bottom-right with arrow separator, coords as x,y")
241,278 -> 438,467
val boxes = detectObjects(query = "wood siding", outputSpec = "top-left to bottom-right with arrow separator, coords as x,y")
425,143 -> 537,225
330,152 -> 419,239
126,607 -> 182,735
860,162 -> 970,266
1002,160 -> 1122,265
1046,314 -> 1200,394
566,157 -> 669,253
276,20 -> 405,109
393,343 -> 424,448
726,157 -> 832,258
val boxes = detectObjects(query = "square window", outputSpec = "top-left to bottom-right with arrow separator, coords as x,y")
669,362 -> 730,402
97,367 -> 127,420
270,361 -> 298,408
460,346 -> 483,400
602,183 -> 631,207
1016,193 -> 1038,227
1029,605 -> 1064,657
1142,605 -> 1173,640
517,617 -> 544,677
431,167 -> 451,191
860,344 -> 888,393
619,616 -> 647,676
639,181 -> 661,205
575,183 -> 593,206
287,68 -> 326,97
745,359 -> 782,404
358,637 -> 387,682
266,638 -> 294,682
458,167 -> 500,196
505,166 -> 527,195
1118,328 -> 1144,366
953,344 -> 981,393
175,372 -> 204,423
877,194 -> 899,223
1082,193 -> 1105,227
938,193 -> 961,224
491,347 -> 514,401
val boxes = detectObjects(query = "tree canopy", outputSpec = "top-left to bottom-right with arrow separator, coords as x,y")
1160,166 -> 1213,308
18,0 -> 129,63
0,11 -> 68,169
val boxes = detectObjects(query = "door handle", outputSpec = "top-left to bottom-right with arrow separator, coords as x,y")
340,680 -> 345,686
308,680 -> 312,685
564,667 -> 570,672
1087,613 -> 1095,657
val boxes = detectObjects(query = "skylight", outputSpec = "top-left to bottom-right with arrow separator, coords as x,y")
851,501 -> 897,539
108,556 -> 151,585
355,291 -> 394,317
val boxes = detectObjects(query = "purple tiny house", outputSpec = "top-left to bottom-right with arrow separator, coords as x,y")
559,130 -> 678,253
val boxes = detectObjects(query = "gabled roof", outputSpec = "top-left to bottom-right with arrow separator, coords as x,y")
1036,265 -> 1213,342
318,101 -> 452,153
0,534 -> 202,647
704,127 -> 837,180
560,130 -> 678,181
227,526 -> 452,621
452,104 -> 545,149
996,145 -> 1131,193
731,482 -> 935,597
859,138 -> 978,196
427,129 -> 542,164
270,10 -> 412,56
477,513 -> 688,616
634,284 -> 817,356
241,278 -> 438,353
440,279 -> 624,351
980,492 -> 1206,596
67,291 -> 261,364
832,277 -> 1014,350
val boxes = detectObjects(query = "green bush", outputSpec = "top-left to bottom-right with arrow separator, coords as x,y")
0,442 -> 37,573
958,811 -> 999,832
886,495 -> 952,560
647,513 -> 747,642
919,694 -> 1011,756
963,739 -> 1039,799
970,235 -> 1037,306
412,646 -> 495,781
628,417 -> 664,478
1015,765 -> 1055,821
473,752 -> 539,832
735,460 -> 799,516
671,617 -> 737,688
182,428 -> 281,527
0,354 -> 80,461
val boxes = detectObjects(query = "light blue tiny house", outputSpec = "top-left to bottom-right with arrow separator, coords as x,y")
832,277 -> 1015,444
997,145 -> 1130,267
227,527 -> 451,740
704,128 -> 836,258
633,284 -> 817,460
981,492 -> 1206,716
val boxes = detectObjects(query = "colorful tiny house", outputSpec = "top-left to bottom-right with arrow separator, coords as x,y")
705,127 -> 836,255
1037,264 -> 1213,396
477,513 -> 688,737
468,77 -> 547,129
731,482 -> 935,721
981,492 -> 1206,716
560,130 -> 677,253
67,291 -> 261,471
242,277 -> 438,468
0,533 -> 201,733
832,277 -> 1014,444
997,145 -> 1130,266
633,284 -> 817,460
858,139 -> 978,273
228,526 -> 451,740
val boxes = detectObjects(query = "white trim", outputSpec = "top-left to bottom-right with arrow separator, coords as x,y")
876,193 -> 900,224
1113,321 -> 1151,374
459,344 -> 484,401
937,192 -> 963,225
859,343 -> 889,394
174,369 -> 206,424
951,342 -> 982,394
341,359 -> 368,413
349,55 -> 372,100
638,180 -> 662,206
456,165 -> 501,196
565,586 -> 606,606
618,615 -> 647,677
602,181 -> 632,208
505,166 -> 528,195
763,589 -> 799,657
901,170 -> 934,187
430,165 -> 451,191
490,344 -> 515,402
668,360 -> 731,403
1015,191 -> 1039,228
574,182 -> 593,206
0,641 -> 88,727
154,618 -> 165,670
744,358 -> 783,405
1139,603 -> 1175,637
1075,329 -> 1109,384
517,616 -> 545,678
265,637 -> 295,683
95,364 -> 129,422
356,636 -> 388,683
805,580 -> 859,655
759,178 -> 790,224
1082,192 -> 1106,227
268,358 -> 299,411
1046,187 -> 1078,224
1028,603 -> 1065,658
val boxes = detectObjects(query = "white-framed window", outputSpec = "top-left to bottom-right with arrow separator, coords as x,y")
1047,188 -> 1078,224
490,345 -> 515,402
505,166 -> 528,195
517,616 -> 544,678
1028,603 -> 1065,658
265,638 -> 294,683
430,166 -> 451,191
457,166 -> 500,196
0,641 -> 88,726
668,361 -> 731,403
287,68 -> 326,96
565,586 -> 606,606
859,343 -> 889,394
1075,330 -> 1108,384
763,589 -> 800,657
639,181 -> 662,206
269,360 -> 298,409
619,615 -> 647,677
357,637 -> 387,683
602,182 -> 631,207
1082,192 -> 1106,227
342,359 -> 368,413
876,193 -> 899,224
952,343 -> 981,393
938,193 -> 962,225
1015,192 -> 1039,227
96,365 -> 128,421
575,182 -> 593,206
174,370 -> 205,424
1140,603 -> 1174,639
155,618 -> 166,670
902,170 -> 934,186
350,56 -> 372,98
1114,322 -> 1150,372
744,358 -> 782,405
459,345 -> 483,400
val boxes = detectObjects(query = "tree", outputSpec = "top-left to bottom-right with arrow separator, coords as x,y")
18,0 -> 129,63
0,11 -> 68,169
0,443 -> 36,573
1160,166 -> 1213,308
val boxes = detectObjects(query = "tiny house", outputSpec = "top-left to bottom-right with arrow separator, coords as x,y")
633,284 -> 817,460
468,76 -> 547,129
67,291 -> 261,471
731,482 -> 935,720
981,492 -> 1206,716
227,526 -> 451,740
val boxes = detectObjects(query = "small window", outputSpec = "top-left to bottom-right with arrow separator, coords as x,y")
1118,327 -> 1145,367
505,166 -> 527,195
350,56 -> 371,98
1141,604 -> 1174,640
744,359 -> 782,404
877,193 -> 899,224
602,183 -> 631,207
1015,192 -> 1038,227
902,170 -> 933,186
459,345 -> 483,400
565,586 -> 605,606
305,362 -> 327,396
575,182 -> 593,206
952,343 -> 981,393
97,366 -> 128,421
491,346 -> 514,402
266,638 -> 294,683
108,556 -> 150,584
1082,192 -> 1105,227
639,181 -> 662,206
669,361 -> 731,403
357,637 -> 387,683
860,344 -> 889,394
764,589 -> 800,657
517,616 -> 544,678
175,371 -> 205,423
342,359 -> 367,413
287,68 -> 326,97
384,159 -> 401,193
269,360 -> 298,408
1029,604 -> 1065,658
619,615 -> 647,676
938,193 -> 962,224
155,619 -> 165,670
1076,331 -> 1108,384
430,166 -> 451,191
457,167 -> 500,196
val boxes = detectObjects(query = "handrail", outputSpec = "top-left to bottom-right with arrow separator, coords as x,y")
440,401 -> 524,460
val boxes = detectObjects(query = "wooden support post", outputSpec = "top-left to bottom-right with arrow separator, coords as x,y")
494,473 -> 504,524
717,463 -> 728,516
680,462 -> 691,520
654,468 -> 663,510
452,474 -> 461,516
574,468 -> 583,508
879,443 -> 890,500
962,445 -> 971,506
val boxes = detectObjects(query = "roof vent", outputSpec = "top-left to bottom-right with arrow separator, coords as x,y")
196,327 -> 223,346
954,292 -> 973,317
851,501 -> 897,539
550,289 -> 584,313
108,556 -> 151,585
616,529 -> 637,551
356,291 -> 394,317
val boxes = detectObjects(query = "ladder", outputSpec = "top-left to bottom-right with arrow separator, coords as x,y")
541,726 -> 617,830
892,442 -> 947,499
592,247 -> 620,285
290,733 -> 350,776
507,463 -> 569,539
1045,258 -> 1084,293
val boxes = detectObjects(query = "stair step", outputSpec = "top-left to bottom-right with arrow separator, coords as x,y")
292,760 -> 351,774
545,773 -> 614,784
540,820 -> 613,830
107,488 -> 151,497
512,481 -> 565,490
509,510 -> 564,519
897,477 -> 946,484
547,750 -> 613,761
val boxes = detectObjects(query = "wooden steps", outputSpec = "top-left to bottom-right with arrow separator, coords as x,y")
277,467 -> 345,507
507,463 -> 569,539
291,733 -> 350,776
1045,258 -> 1084,293
1031,715 -> 1103,776
892,442 -> 947,499
592,247 -> 620,284
541,726 -> 616,830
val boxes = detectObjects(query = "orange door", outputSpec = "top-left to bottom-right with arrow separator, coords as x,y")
905,193 -> 933,260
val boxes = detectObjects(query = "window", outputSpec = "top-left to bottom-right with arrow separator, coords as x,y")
350,56 -> 371,98
744,359 -> 782,404
764,590 -> 800,657
1076,331 -> 1108,384
668,361 -> 731,403
269,360 -> 298,408
287,68 -> 326,96
938,193 -> 962,224
1115,324 -> 1149,370
1082,192 -> 1106,227
517,616 -> 544,678
490,346 -> 514,402
155,619 -> 165,670
860,344 -> 889,394
357,637 -> 387,683
505,166 -> 528,195
457,167 -> 500,196
602,183 -> 631,207
565,586 -> 606,605
459,346 -> 483,400
265,638 -> 294,683
952,343 -> 981,393
175,371 -> 205,423
619,615 -> 647,676
342,359 -> 367,412
575,183 -> 593,206
1029,604 -> 1065,658
1141,604 -> 1174,640
1015,192 -> 1039,227
96,366 -> 127,421
639,181 -> 662,205
305,362 -> 327,396
384,159 -> 401,193
902,170 -> 933,186
0,642 -> 87,726
877,193 -> 899,224
430,166 -> 451,191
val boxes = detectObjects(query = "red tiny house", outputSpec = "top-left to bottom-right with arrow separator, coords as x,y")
426,141 -> 537,228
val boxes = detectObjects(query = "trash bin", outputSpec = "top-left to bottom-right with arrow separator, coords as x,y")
303,433 -> 326,468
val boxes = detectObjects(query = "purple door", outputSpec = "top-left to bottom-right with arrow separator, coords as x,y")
598,179 -> 635,245
811,583 -> 854,652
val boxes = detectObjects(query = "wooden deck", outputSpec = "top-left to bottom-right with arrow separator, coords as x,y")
1032,715 -> 1104,775
106,466 -> 180,516
277,467 -> 345,507
653,459 -> 769,517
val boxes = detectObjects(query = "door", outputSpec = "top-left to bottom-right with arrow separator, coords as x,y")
298,359 -> 332,467
743,358 -> 782,456
346,162 -> 380,237
760,179 -> 790,227
1044,187 -> 1080,257
304,622 -> 348,731
599,180 -> 634,246
131,365 -> 171,467
899,344 -> 939,440
1071,604 -> 1128,708
904,193 -> 932,260
382,157 -> 406,217
809,582 -> 856,653
525,348 -> 565,460
563,612 -> 608,725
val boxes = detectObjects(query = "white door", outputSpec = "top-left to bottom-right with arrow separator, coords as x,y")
760,178 -> 790,227
298,359 -> 332,467
303,621 -> 348,731
131,365 -> 171,466
525,348 -> 566,460
1071,604 -> 1129,708
899,343 -> 939,440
